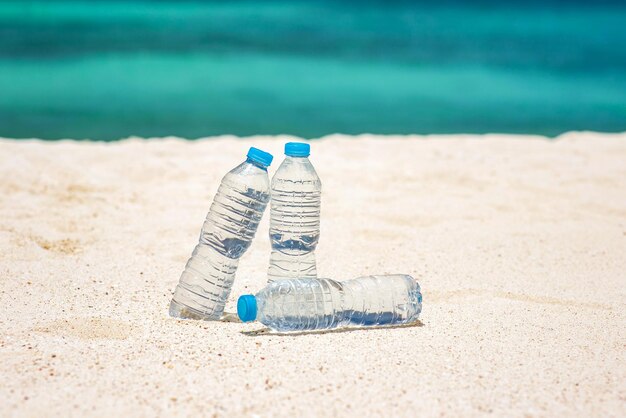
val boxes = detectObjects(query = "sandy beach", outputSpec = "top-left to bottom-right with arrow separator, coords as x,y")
1,133 -> 625,416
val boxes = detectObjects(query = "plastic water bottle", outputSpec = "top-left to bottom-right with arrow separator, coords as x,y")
237,275 -> 422,332
268,142 -> 321,282
169,147 -> 273,321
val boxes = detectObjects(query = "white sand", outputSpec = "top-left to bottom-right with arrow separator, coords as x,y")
1,132 -> 625,417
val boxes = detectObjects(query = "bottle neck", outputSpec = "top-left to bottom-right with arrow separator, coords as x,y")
283,155 -> 311,166
245,157 -> 269,171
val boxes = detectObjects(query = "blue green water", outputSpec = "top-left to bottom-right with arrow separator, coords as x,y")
1,0 -> 625,140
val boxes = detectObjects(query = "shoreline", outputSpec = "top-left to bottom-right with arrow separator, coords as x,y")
2,130 -> 626,143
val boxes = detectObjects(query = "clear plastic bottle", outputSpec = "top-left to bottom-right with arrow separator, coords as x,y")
169,147 -> 273,321
237,275 -> 422,332
268,142 -> 321,282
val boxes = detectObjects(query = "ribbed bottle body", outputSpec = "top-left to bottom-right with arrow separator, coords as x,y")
170,160 -> 270,320
255,275 -> 422,332
268,156 -> 321,281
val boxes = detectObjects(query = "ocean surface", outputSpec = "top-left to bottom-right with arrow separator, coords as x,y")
1,0 -> 625,140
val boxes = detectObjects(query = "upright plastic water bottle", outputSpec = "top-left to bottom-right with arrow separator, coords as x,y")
268,142 -> 321,282
169,147 -> 273,321
237,275 -> 422,332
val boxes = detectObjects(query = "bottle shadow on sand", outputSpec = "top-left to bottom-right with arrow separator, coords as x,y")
240,319 -> 424,337
221,311 -> 243,322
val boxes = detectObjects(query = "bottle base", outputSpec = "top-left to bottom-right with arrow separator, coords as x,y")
169,299 -> 220,321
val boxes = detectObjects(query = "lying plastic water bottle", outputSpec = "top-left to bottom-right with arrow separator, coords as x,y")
268,142 -> 321,282
169,147 -> 273,321
237,275 -> 422,332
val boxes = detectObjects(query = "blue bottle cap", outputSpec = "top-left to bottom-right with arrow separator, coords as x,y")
247,147 -> 273,167
284,142 -> 310,157
237,295 -> 258,322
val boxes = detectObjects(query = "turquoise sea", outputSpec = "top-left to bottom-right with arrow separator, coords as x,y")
1,0 -> 625,140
